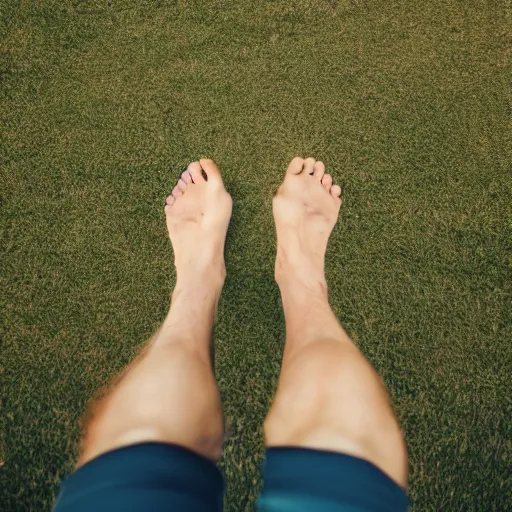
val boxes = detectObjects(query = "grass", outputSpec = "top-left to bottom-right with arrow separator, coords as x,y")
1,0 -> 511,510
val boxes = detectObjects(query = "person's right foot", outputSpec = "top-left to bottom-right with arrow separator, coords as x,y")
273,157 -> 342,291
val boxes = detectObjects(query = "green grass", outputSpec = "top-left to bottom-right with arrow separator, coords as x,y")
1,0 -> 511,510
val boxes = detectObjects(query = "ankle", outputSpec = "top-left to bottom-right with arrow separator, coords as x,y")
163,269 -> 224,346
278,280 -> 329,318
174,263 -> 225,299
174,250 -> 226,290
275,247 -> 327,295
279,288 -> 347,349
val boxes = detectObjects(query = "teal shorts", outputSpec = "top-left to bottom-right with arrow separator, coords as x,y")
53,442 -> 408,511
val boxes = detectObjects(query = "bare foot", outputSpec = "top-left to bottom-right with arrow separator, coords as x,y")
273,157 -> 342,292
165,159 -> 232,288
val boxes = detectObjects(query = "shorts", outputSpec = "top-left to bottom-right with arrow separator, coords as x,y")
53,442 -> 409,511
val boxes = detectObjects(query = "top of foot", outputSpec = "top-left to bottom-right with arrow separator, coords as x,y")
273,156 -> 342,288
165,159 -> 232,282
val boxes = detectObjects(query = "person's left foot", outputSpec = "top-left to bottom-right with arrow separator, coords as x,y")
165,159 -> 232,287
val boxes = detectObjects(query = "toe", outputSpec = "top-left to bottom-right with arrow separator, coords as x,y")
286,157 -> 304,175
313,160 -> 325,181
303,157 -> 316,175
321,174 -> 333,191
177,178 -> 188,192
187,161 -> 205,183
165,194 -> 175,206
181,170 -> 193,184
199,158 -> 222,184
331,184 -> 342,198
171,185 -> 183,198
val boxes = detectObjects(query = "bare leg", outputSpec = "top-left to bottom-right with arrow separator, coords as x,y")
79,159 -> 232,466
265,157 -> 408,487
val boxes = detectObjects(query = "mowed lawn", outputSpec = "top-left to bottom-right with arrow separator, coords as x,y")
1,1 -> 510,510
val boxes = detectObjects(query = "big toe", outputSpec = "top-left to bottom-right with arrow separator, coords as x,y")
199,158 -> 222,185
286,157 -> 305,175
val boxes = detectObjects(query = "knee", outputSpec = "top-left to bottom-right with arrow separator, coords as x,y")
264,340 -> 407,486
265,341 -> 377,431
80,344 -> 224,465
